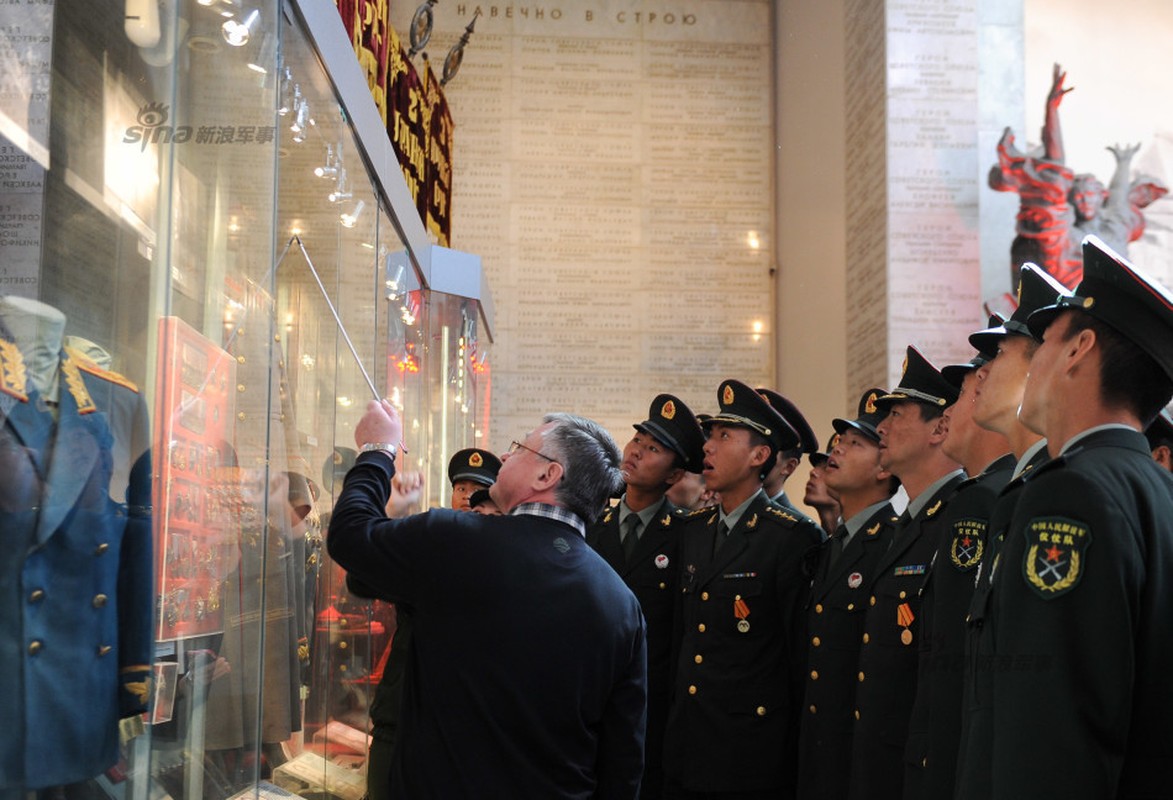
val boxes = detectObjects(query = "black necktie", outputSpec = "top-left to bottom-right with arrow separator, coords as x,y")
713,520 -> 730,558
621,515 -> 641,563
827,524 -> 848,570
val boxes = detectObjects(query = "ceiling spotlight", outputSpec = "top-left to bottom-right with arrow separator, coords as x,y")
314,144 -> 338,178
221,8 -> 258,46
340,200 -> 366,229
328,167 -> 351,202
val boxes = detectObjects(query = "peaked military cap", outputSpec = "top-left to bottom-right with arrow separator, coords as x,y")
809,433 -> 837,467
946,314 -> 1002,384
970,265 -> 1070,355
875,346 -> 959,409
704,379 -> 800,451
1145,408 -> 1173,450
757,389 -> 819,454
832,387 -> 889,442
634,393 -> 706,473
468,487 -> 495,510
1028,235 -> 1173,381
448,448 -> 502,487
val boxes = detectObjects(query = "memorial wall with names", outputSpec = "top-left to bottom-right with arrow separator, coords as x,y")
391,0 -> 775,443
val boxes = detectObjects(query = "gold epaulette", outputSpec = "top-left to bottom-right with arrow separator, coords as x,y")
684,505 -> 716,518
765,506 -> 799,525
68,347 -> 139,393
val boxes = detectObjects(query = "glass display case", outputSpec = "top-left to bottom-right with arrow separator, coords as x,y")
0,0 -> 491,798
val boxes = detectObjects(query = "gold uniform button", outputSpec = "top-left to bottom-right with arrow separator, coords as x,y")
812,636 -> 821,647
339,640 -> 348,649
28,589 -> 45,603
94,543 -> 109,556
92,594 -> 108,608
862,633 -> 870,644
659,582 -> 666,589
815,603 -> 823,614
869,595 -> 876,606
899,590 -> 907,599
28,640 -> 43,655
688,685 -> 697,695
858,671 -> 866,682
735,594 -> 741,600
237,383 -> 246,392
237,412 -> 246,421
694,655 -> 703,664
854,709 -> 860,720
810,670 -> 819,680
98,645 -> 112,656
236,355 -> 246,364
701,591 -> 709,601
847,603 -> 855,611
698,624 -> 706,633
809,704 -> 817,714
922,757 -> 928,768
756,706 -> 766,717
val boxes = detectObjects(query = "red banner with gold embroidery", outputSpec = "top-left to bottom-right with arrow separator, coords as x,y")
423,61 -> 453,246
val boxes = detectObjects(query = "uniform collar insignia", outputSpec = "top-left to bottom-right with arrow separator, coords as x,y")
603,510 -> 613,524
866,522 -> 881,537
61,351 -> 97,414
746,513 -> 758,530
0,338 -> 29,401
925,499 -> 943,517
660,513 -> 672,527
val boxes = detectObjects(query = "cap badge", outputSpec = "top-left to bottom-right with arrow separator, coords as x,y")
661,399 -> 676,420
830,433 -> 841,449
469,452 -> 484,467
654,554 -> 669,569
722,384 -> 735,405
865,393 -> 878,414
848,572 -> 863,589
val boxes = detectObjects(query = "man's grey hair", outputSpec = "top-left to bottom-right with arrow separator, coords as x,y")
541,413 -> 624,523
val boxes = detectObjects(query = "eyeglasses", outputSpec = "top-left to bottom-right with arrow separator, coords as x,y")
509,440 -> 560,465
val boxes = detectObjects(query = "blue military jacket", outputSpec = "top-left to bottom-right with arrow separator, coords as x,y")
0,343 -> 153,790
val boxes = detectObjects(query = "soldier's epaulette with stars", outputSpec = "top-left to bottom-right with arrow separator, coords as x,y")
68,347 -> 140,393
765,505 -> 799,527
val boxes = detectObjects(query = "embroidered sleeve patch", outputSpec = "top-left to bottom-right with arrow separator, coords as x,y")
1022,517 -> 1091,599
950,518 -> 986,571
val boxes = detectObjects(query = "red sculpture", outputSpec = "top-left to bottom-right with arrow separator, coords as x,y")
989,64 -> 1167,290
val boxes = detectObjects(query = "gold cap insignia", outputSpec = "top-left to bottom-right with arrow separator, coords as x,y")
830,433 -> 841,449
469,452 -> 484,468
865,392 -> 878,414
661,399 -> 676,420
722,384 -> 735,405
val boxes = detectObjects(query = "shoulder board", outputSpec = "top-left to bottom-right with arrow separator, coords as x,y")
1022,455 -> 1067,481
68,347 -> 139,393
765,505 -> 798,526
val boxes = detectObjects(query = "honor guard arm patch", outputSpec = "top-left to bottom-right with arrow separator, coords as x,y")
950,518 -> 986,571
1022,517 -> 1091,598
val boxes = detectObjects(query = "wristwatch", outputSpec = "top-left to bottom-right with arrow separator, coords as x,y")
360,442 -> 398,459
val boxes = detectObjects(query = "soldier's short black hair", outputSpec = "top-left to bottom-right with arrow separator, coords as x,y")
1062,313 -> 1173,427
